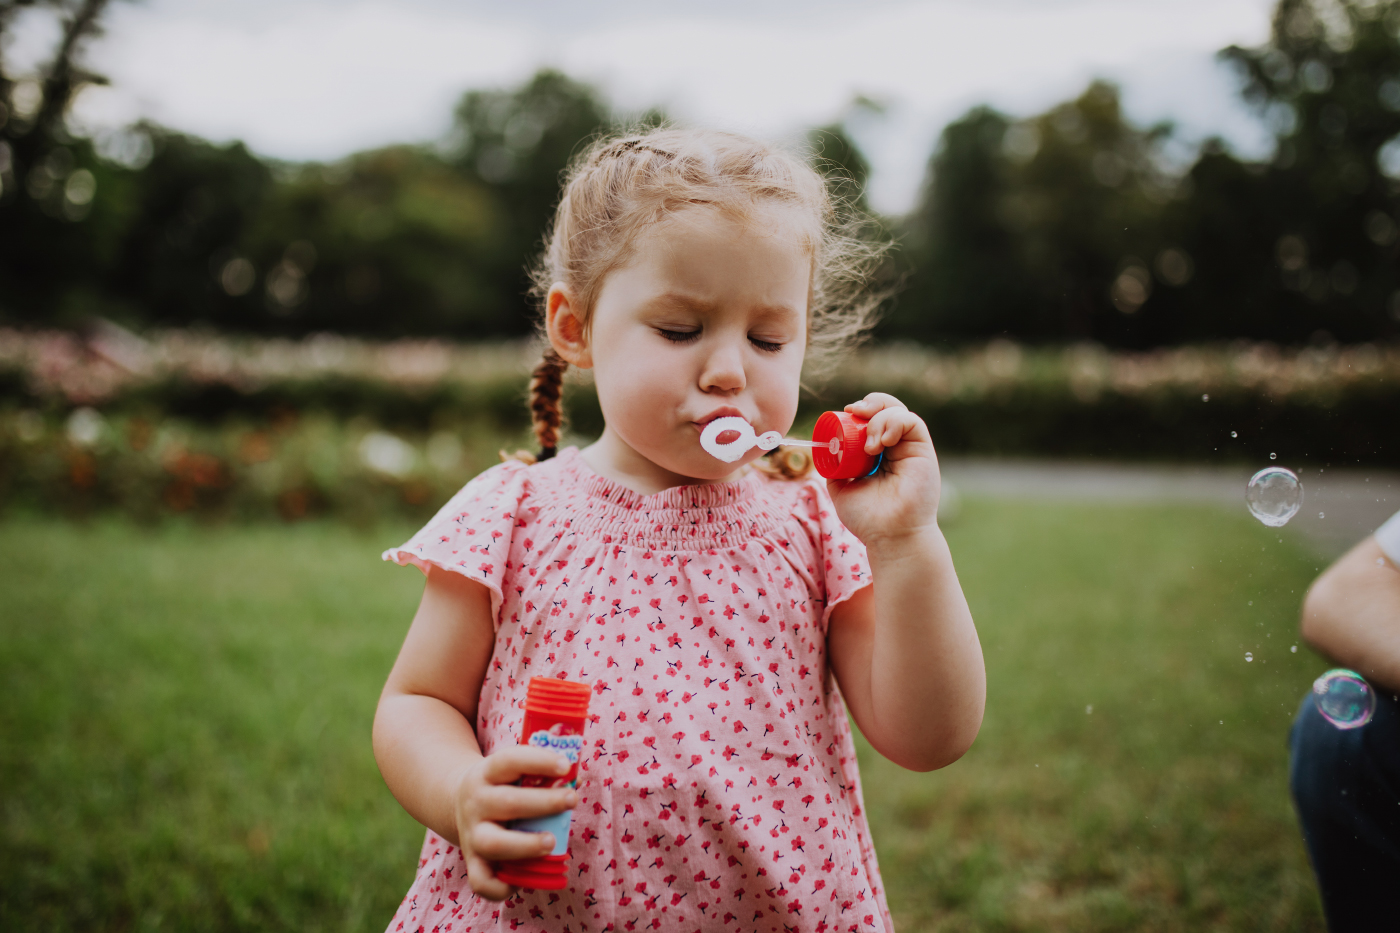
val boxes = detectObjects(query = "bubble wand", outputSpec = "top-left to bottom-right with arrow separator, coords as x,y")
700,412 -> 884,479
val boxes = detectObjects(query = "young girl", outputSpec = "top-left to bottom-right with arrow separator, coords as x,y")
373,128 -> 984,933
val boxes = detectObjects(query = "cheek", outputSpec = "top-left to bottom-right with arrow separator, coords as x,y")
757,356 -> 803,421
592,346 -> 686,421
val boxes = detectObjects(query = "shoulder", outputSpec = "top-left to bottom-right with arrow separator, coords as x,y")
428,457 -> 534,523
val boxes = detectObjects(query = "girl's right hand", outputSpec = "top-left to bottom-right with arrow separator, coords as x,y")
452,745 -> 580,900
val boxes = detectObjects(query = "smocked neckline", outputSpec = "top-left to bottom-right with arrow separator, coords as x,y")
555,446 -> 764,516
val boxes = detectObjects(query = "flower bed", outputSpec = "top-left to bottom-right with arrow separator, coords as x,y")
1,328 -> 1396,521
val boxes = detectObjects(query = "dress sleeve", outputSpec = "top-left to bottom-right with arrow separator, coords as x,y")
382,460 -> 529,621
1376,509 -> 1400,565
802,478 -> 872,626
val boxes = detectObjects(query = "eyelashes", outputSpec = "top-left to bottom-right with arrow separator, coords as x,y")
656,329 -> 785,353
657,329 -> 701,344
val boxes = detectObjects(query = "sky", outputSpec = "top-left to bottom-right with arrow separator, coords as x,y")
7,0 -> 1281,215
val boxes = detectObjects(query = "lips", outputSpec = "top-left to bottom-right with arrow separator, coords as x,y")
695,407 -> 748,426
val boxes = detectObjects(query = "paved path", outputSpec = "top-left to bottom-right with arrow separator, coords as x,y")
939,458 -> 1400,558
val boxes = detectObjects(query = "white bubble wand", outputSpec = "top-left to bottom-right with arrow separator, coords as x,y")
699,416 -> 840,463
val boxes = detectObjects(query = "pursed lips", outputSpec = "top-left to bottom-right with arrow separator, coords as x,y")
694,407 -> 748,427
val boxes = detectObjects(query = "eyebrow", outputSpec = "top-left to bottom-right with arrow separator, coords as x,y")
645,292 -> 801,321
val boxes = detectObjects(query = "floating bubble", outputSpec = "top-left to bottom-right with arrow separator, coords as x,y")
1291,645 -> 1298,653
1245,652 -> 1254,662
1270,452 -> 1277,460
1202,393 -> 1209,402
1319,512 -> 1325,519
1312,669 -> 1376,730
1230,431 -> 1238,438
1246,466 -> 1303,527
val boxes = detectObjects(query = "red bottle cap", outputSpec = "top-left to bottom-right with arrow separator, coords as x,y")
521,676 -> 592,721
812,411 -> 881,480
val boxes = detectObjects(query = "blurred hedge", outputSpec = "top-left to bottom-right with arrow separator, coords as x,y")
1,329 -> 1396,522
815,341 -> 1398,468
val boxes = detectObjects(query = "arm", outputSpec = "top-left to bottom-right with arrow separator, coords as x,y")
372,565 -> 577,899
826,395 -> 986,773
1301,536 -> 1400,695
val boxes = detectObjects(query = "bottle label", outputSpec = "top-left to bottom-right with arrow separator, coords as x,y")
510,809 -> 573,856
508,721 -> 584,855
526,727 -> 583,762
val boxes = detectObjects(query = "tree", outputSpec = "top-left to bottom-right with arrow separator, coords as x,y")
1187,0 -> 1400,343
103,128 -> 274,330
0,0 -> 117,324
447,70 -> 616,334
233,146 -> 504,337
897,83 -> 1174,345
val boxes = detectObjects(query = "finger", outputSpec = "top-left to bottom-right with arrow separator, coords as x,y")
477,783 -> 580,822
466,852 -> 515,901
863,409 -> 924,454
481,746 -> 573,785
846,393 -> 907,416
470,820 -> 559,861
884,410 -> 930,449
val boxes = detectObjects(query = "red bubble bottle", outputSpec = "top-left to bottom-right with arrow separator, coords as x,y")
495,676 -> 592,890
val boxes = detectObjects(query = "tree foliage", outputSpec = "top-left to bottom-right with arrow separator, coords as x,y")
5,0 -> 1400,345
900,0 -> 1400,346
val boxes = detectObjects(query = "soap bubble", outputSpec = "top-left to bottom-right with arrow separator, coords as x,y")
1202,393 -> 1209,402
1246,466 -> 1302,527
1245,652 -> 1254,662
1270,452 -> 1277,460
1230,431 -> 1238,438
1312,669 -> 1376,730
1291,645 -> 1298,653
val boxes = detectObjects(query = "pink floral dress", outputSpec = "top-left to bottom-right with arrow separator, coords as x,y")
382,447 -> 892,933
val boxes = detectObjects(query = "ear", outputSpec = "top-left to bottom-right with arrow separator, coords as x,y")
546,284 -> 592,369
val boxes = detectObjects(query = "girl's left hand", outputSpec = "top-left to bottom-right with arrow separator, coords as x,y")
827,393 -> 940,549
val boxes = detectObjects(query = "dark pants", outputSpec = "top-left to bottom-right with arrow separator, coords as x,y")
1289,687 -> 1400,931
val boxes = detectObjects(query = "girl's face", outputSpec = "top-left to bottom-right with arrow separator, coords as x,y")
553,203 -> 811,492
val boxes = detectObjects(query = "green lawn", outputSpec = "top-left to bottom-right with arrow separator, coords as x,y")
0,501 -> 1326,932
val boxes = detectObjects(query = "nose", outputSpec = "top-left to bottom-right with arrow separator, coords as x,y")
698,338 -> 746,394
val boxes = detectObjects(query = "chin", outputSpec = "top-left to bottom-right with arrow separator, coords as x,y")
650,450 -> 747,484
682,453 -> 760,484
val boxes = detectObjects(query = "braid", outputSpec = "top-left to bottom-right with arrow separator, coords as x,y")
753,447 -> 812,481
529,349 -> 567,460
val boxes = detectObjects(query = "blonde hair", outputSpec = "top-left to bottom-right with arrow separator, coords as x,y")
517,126 -> 887,475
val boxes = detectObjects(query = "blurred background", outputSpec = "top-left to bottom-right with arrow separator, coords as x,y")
2,0 -> 1397,930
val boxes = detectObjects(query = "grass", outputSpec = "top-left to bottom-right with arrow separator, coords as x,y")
0,501 -> 1326,932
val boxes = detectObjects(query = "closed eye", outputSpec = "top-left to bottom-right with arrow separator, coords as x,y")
750,337 -> 785,353
657,328 -> 700,344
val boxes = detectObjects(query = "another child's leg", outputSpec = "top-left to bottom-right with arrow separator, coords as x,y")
1288,689 -> 1400,930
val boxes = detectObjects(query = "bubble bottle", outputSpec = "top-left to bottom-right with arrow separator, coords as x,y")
700,411 -> 883,479
495,676 -> 592,889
